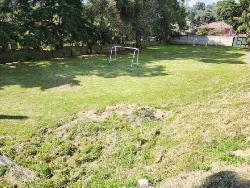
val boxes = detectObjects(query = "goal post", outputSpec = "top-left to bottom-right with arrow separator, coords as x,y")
108,45 -> 139,67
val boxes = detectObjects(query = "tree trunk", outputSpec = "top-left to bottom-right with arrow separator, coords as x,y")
55,17 -> 64,50
87,42 -> 93,54
1,43 -> 9,52
55,38 -> 64,50
165,34 -> 171,44
101,34 -> 105,54
136,34 -> 141,48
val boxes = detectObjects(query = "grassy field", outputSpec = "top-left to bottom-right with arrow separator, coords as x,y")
0,45 -> 249,187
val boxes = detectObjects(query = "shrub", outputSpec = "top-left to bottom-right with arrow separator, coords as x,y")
197,27 -> 209,36
71,47 -> 85,56
0,165 -> 8,177
237,25 -> 247,34
0,47 -> 88,64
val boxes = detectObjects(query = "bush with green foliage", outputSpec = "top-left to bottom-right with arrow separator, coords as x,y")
197,27 -> 209,36
0,165 -> 8,177
0,47 -> 87,64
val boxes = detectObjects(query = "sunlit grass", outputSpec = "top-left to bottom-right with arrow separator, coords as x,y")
0,45 -> 249,187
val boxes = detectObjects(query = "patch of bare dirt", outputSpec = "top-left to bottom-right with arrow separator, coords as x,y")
80,54 -> 106,59
80,104 -> 171,122
160,163 -> 250,188
55,104 -> 171,135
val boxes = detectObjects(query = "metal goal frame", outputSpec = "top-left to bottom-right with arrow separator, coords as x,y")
108,45 -> 139,67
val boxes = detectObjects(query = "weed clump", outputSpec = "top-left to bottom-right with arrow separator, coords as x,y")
0,165 -> 8,177
83,145 -> 103,162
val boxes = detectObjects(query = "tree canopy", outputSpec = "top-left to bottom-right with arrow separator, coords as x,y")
216,0 -> 249,46
0,0 -> 187,51
187,2 -> 217,29
1,0 -> 249,52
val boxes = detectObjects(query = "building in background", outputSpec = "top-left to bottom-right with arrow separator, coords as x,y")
199,22 -> 235,36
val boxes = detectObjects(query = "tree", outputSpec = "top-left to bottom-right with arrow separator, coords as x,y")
0,0 -> 18,51
193,1 -> 205,12
216,0 -> 249,48
116,0 -> 186,47
187,2 -> 217,29
235,0 -> 250,48
0,0 -> 188,52
116,0 -> 152,48
40,0 -> 86,49
84,0 -> 122,53
216,0 -> 241,30
203,4 -> 217,23
154,0 -> 186,42
14,0 -> 87,49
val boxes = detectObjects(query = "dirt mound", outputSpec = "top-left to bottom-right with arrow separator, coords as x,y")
53,104 -> 171,136
3,104 -> 171,186
160,164 -> 250,188
2,99 -> 249,187
75,104 -> 171,123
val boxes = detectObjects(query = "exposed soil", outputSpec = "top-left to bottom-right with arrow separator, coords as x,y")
54,104 -> 171,135
79,104 -> 171,122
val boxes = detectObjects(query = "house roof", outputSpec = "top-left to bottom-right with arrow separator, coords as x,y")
206,22 -> 233,29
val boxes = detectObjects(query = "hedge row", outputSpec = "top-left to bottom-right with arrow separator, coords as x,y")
0,46 -> 87,64
0,42 -> 160,64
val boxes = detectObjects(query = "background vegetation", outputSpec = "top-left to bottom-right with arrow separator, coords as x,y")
0,0 -> 186,52
187,0 -> 249,46
0,0 -> 249,64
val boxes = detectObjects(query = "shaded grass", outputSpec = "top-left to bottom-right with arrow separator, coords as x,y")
0,44 -> 249,187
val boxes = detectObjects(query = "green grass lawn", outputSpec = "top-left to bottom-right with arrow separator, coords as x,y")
0,45 -> 249,187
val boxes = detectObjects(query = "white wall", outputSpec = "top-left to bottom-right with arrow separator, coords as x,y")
170,36 -> 234,46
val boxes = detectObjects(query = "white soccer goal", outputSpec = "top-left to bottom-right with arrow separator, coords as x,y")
108,45 -> 139,67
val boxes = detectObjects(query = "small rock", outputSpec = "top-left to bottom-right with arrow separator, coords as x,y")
227,132 -> 236,138
156,150 -> 165,163
232,148 -> 250,158
154,110 -> 171,120
0,155 -> 38,186
246,136 -> 250,142
137,178 -> 149,188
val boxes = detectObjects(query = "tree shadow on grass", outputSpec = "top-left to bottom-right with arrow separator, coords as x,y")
0,45 -> 247,90
0,115 -> 28,120
199,171 -> 250,188
149,45 -> 247,65
0,56 -> 167,90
